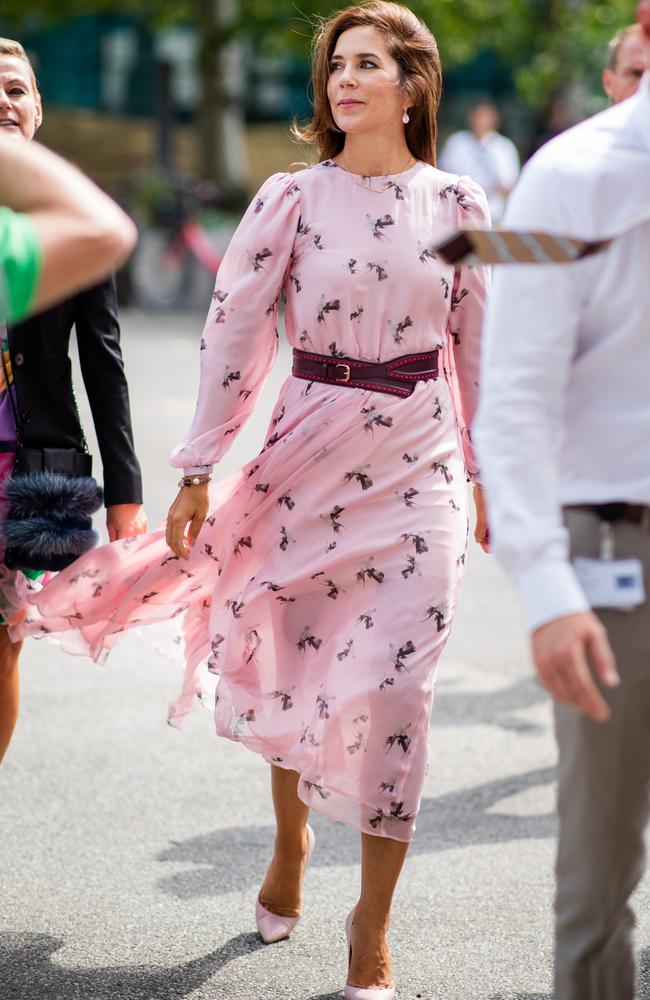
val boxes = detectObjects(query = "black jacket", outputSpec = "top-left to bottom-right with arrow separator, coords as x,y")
7,276 -> 142,507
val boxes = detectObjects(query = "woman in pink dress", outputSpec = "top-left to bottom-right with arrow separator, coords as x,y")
14,3 -> 490,995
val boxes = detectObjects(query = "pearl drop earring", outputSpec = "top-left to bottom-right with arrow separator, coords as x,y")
402,110 -> 410,124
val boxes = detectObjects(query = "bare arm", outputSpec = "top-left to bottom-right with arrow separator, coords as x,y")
0,134 -> 137,313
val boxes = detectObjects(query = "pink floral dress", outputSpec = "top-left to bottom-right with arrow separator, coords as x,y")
13,161 -> 490,842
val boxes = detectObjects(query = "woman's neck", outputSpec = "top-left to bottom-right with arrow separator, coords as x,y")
336,132 -> 414,177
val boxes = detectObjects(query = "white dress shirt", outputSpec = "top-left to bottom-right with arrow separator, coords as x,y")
439,130 -> 520,221
474,73 -> 650,630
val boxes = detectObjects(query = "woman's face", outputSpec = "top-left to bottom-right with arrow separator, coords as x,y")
327,25 -> 408,139
0,55 -> 41,141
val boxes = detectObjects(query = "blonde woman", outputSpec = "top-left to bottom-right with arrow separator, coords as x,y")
0,38 -> 146,763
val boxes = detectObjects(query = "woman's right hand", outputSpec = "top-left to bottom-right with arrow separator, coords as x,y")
166,484 -> 210,559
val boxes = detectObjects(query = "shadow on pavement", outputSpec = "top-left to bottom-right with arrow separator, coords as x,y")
157,765 -> 556,899
488,995 -> 550,999
414,765 -> 556,852
487,945 -> 650,999
0,930 -> 263,999
639,947 -> 650,994
433,676 -> 547,733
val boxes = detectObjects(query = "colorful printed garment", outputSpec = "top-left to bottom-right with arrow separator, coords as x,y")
13,161 -> 490,841
0,207 -> 42,324
0,329 -> 47,621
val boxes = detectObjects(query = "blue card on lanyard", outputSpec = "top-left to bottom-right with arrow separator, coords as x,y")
573,557 -> 646,611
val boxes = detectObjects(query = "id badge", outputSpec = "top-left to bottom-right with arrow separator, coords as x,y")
574,557 -> 646,611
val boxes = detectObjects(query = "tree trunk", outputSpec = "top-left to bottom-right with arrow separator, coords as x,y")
195,0 -> 250,203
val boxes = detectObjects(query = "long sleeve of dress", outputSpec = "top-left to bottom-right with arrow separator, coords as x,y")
444,177 -> 491,482
170,172 -> 302,471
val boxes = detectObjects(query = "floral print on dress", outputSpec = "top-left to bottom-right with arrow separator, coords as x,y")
12,162 -> 490,843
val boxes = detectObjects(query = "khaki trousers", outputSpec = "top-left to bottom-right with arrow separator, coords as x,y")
554,509 -> 650,1000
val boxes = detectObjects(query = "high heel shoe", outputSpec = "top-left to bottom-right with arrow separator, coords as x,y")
344,908 -> 396,1000
255,824 -> 315,944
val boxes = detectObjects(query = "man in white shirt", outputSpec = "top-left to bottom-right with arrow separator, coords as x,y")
439,101 -> 520,221
474,10 -> 650,999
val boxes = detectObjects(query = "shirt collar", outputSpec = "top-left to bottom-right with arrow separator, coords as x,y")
631,70 -> 650,153
638,72 -> 650,153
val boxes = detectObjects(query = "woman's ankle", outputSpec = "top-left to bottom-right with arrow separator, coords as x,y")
347,911 -> 393,989
351,904 -> 391,935
274,824 -> 310,860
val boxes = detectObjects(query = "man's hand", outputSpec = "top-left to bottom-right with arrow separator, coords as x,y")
472,483 -> 490,552
166,485 -> 210,560
531,611 -> 619,721
107,504 -> 148,542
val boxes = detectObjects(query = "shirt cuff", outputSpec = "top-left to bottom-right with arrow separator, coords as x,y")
516,558 -> 590,631
183,464 -> 214,477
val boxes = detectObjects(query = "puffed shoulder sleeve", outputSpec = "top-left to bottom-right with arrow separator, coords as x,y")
445,176 -> 491,483
170,172 -> 302,472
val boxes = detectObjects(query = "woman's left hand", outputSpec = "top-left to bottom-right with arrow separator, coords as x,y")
107,504 -> 149,541
472,484 -> 490,553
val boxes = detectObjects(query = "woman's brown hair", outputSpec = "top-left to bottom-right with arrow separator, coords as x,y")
294,1 -> 442,166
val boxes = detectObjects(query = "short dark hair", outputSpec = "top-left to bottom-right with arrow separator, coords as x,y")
607,24 -> 642,70
469,99 -> 497,113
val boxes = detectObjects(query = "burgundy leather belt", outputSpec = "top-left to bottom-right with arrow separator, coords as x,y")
292,348 -> 439,398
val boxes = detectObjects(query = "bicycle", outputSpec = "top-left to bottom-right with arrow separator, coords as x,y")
129,173 -> 234,311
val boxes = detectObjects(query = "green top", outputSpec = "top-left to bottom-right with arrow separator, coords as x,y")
0,206 -> 43,323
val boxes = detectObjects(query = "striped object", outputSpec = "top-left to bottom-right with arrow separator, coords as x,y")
436,228 -> 612,266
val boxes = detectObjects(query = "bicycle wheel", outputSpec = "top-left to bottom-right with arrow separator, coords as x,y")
130,227 -> 193,311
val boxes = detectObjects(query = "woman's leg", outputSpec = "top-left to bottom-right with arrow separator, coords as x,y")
258,765 -> 312,917
0,626 -> 22,764
347,833 -> 409,988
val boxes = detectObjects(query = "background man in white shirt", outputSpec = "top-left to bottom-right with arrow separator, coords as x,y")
603,22 -> 647,103
439,100 -> 520,222
475,7 -> 650,999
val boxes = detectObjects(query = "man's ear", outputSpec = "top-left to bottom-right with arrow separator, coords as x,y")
34,94 -> 43,132
639,0 -> 650,53
602,68 -> 614,101
639,1 -> 650,34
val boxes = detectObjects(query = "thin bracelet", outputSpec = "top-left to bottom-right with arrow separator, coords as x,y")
179,474 -> 211,488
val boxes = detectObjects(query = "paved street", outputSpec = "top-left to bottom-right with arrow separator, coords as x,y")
1,309 -> 648,1000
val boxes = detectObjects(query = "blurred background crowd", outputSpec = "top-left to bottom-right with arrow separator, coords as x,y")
0,0 -> 643,308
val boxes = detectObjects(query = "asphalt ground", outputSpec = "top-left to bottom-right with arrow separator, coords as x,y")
1,309 -> 648,1000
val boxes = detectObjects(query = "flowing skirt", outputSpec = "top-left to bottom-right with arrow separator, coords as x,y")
12,375 -> 469,841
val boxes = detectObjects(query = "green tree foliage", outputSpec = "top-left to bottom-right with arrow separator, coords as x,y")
2,0 -> 639,108
248,0 -> 637,109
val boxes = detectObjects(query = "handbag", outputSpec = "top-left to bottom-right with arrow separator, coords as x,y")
0,337 -> 103,571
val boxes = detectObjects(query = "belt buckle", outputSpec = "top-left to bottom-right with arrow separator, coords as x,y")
333,362 -> 351,383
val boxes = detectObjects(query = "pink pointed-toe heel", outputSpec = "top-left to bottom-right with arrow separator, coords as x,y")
255,823 -> 315,944
344,908 -> 396,1000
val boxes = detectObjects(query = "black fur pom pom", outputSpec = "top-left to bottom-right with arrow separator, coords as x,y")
2,472 -> 103,570
2,515 -> 97,559
6,472 -> 103,520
